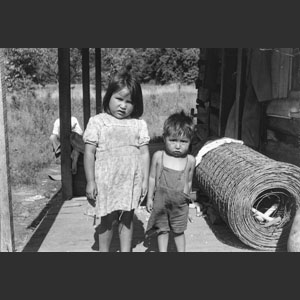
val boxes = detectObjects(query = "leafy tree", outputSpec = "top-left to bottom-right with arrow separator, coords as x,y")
4,48 -> 84,91
139,48 -> 200,84
4,48 -> 42,91
4,48 -> 200,91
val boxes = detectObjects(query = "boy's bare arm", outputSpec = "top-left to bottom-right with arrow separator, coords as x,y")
187,155 -> 196,194
140,144 -> 150,197
146,151 -> 160,211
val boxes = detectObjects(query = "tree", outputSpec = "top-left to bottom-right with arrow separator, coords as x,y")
4,48 -> 200,90
4,48 -> 84,91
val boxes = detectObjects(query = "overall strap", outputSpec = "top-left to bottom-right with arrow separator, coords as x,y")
183,155 -> 189,174
157,151 -> 165,183
157,152 -> 189,181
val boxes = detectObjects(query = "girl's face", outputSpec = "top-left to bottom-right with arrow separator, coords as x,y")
108,87 -> 134,119
164,134 -> 191,157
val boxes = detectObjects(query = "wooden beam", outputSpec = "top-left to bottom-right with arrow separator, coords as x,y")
82,48 -> 90,129
218,48 -> 225,137
58,48 -> 73,200
235,48 -> 243,139
95,48 -> 102,114
0,48 -> 15,252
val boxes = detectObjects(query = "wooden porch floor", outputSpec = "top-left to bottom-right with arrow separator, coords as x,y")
22,192 -> 259,252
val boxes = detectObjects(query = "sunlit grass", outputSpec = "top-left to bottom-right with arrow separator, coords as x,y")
7,83 -> 197,186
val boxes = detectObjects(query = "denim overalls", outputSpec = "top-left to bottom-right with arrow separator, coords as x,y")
147,152 -> 190,234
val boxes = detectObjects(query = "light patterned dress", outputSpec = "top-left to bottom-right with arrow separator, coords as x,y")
83,113 -> 150,221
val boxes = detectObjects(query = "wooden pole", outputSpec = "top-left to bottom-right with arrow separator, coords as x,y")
58,48 -> 73,200
95,48 -> 102,114
0,48 -> 15,252
235,48 -> 243,139
82,48 -> 90,129
218,48 -> 225,137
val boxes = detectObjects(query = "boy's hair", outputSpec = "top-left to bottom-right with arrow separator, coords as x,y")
163,110 -> 194,140
102,66 -> 144,118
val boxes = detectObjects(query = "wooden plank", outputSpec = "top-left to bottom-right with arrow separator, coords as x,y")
279,48 -> 292,98
266,95 -> 300,118
292,48 -> 300,90
219,49 -> 238,137
271,48 -> 293,99
82,48 -> 90,129
218,48 -> 225,137
271,49 -> 280,99
235,48 -> 243,139
0,48 -> 15,251
95,48 -> 102,114
58,48 -> 73,200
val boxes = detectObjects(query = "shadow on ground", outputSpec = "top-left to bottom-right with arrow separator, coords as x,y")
90,213 -> 178,252
90,214 -> 148,252
22,190 -> 64,252
202,215 -> 257,251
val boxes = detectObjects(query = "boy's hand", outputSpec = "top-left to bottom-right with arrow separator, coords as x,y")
146,198 -> 153,213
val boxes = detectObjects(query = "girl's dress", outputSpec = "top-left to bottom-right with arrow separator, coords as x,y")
83,113 -> 150,222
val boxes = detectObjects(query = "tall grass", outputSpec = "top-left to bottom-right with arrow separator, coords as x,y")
7,83 -> 197,186
143,83 -> 197,138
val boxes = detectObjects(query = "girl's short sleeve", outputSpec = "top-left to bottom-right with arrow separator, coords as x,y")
83,116 -> 100,146
138,119 -> 150,146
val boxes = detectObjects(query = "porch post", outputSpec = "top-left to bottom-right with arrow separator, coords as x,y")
82,48 -> 91,128
0,48 -> 15,251
235,48 -> 243,139
95,48 -> 102,114
58,48 -> 73,200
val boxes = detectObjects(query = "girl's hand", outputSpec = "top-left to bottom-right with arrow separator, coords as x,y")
138,181 -> 148,206
86,181 -> 97,207
141,181 -> 148,199
146,198 -> 153,213
139,191 -> 147,207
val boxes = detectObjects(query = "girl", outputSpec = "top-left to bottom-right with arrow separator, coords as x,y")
146,111 -> 196,252
83,69 -> 150,252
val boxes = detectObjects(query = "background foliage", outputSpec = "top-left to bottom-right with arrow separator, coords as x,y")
4,48 -> 200,90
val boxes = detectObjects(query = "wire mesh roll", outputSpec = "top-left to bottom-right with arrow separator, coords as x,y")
195,142 -> 300,251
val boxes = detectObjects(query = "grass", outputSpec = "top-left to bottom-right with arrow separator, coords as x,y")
7,83 -> 197,186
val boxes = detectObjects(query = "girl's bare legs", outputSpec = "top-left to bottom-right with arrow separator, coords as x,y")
157,232 -> 169,252
98,213 -> 116,252
174,232 -> 186,252
119,210 -> 134,252
98,229 -> 114,252
119,221 -> 133,252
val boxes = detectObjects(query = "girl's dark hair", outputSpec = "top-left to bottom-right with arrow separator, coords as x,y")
163,110 -> 194,140
102,66 -> 143,118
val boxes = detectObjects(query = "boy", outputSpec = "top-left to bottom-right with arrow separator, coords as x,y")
49,116 -> 83,174
146,110 -> 196,252
49,116 -> 83,157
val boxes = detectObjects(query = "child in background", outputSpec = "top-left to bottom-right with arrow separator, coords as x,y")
83,68 -> 150,252
50,116 -> 83,157
49,116 -> 83,174
146,110 -> 196,252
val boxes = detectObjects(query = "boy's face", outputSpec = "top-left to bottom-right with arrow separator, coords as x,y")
164,134 -> 191,157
